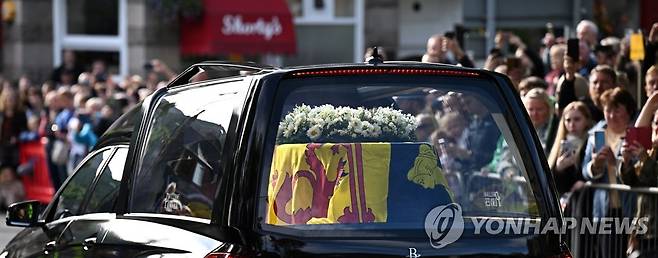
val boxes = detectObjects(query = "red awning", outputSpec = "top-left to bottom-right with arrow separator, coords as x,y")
180,0 -> 297,56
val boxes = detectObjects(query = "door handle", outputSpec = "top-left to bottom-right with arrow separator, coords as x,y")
44,240 -> 56,252
82,237 -> 96,246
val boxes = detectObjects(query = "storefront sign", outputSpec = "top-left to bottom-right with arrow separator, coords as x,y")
181,0 -> 296,55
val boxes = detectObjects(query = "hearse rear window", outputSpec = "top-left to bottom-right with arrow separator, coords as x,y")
258,75 -> 539,232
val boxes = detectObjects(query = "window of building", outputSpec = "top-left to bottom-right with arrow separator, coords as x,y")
66,0 -> 119,35
286,0 -> 364,63
53,0 -> 128,78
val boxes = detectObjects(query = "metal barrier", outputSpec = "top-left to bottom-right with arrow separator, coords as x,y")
564,183 -> 658,258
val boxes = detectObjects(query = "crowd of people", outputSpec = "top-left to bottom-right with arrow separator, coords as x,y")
0,50 -> 177,210
407,20 -> 658,257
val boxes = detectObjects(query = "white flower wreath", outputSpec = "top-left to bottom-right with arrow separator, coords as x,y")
277,104 -> 417,144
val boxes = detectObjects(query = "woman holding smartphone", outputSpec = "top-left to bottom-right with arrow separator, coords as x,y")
582,87 -> 636,258
619,92 -> 658,256
547,101 -> 592,196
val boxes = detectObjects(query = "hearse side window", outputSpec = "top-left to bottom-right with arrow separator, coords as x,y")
53,148 -> 114,220
84,147 -> 128,213
130,83 -> 244,220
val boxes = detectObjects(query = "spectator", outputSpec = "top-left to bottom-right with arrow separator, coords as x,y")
145,59 -> 178,90
41,81 -> 55,100
637,88 -> 658,129
545,44 -> 566,95
462,95 -> 501,170
393,94 -> 425,116
93,82 -> 108,99
547,101 -> 592,196
86,97 -> 112,136
67,109 -> 98,172
415,113 -> 436,143
91,59 -> 109,83
645,65 -> 658,98
25,87 -> 44,122
483,48 -> 505,71
578,40 -> 597,78
515,44 -> 546,78
505,57 -> 527,89
620,100 -> 658,257
594,42 -> 618,67
577,20 -> 599,48
440,91 -> 463,113
24,87 -> 48,142
78,72 -> 92,86
364,46 -> 388,61
588,65 -> 618,119
540,27 -> 558,73
0,88 -> 27,169
518,76 -> 548,97
560,65 -> 618,122
49,90 -> 75,189
523,88 -> 558,154
423,34 -> 474,68
18,75 -> 31,106
596,37 -> 634,92
432,112 -> 469,172
0,165 -> 24,210
555,55 -> 589,116
137,88 -> 153,101
51,50 -> 84,86
582,87 -> 636,258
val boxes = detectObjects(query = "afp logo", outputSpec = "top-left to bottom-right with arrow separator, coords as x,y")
424,203 -> 464,249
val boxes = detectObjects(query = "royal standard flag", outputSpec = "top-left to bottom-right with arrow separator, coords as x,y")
267,142 -> 452,225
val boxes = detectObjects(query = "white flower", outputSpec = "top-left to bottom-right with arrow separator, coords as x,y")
306,125 -> 323,141
283,128 -> 293,137
278,104 -> 416,143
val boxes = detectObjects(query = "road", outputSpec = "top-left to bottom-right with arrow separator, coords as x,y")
0,213 -> 21,249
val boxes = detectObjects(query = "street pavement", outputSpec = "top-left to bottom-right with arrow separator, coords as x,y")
0,213 -> 21,249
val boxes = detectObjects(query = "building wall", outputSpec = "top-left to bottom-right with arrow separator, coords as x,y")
363,0 -> 597,60
463,0 -> 577,29
397,0 -> 464,59
0,0 -> 182,83
127,0 -> 181,76
461,0 -> 594,59
364,0 -> 399,59
2,0 -> 54,82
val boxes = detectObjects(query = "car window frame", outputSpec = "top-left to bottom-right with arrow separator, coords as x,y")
42,146 -> 118,223
124,78 -> 249,223
80,145 -> 129,214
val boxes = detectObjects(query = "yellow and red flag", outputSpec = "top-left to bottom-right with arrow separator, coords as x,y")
267,142 -> 452,225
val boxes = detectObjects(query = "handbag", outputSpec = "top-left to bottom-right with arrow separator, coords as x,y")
51,139 -> 70,165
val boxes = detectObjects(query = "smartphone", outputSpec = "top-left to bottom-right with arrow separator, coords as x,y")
444,31 -> 456,39
560,140 -> 573,155
594,131 -> 605,152
143,62 -> 154,71
567,38 -> 580,62
626,126 -> 652,149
